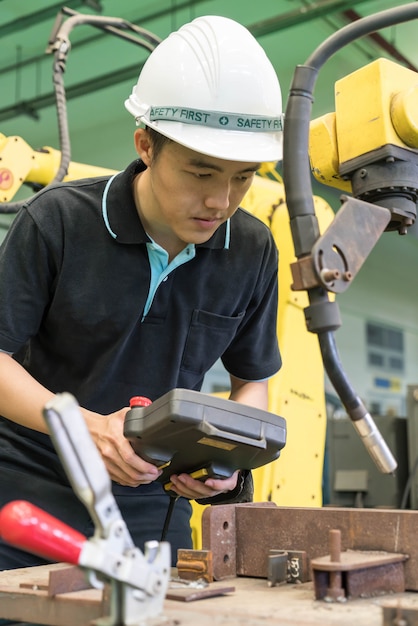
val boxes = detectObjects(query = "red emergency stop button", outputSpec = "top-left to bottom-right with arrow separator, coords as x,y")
129,396 -> 152,408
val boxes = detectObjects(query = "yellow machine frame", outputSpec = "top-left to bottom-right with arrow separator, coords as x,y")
191,173 -> 334,547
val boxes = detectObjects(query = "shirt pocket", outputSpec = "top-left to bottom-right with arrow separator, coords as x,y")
180,309 -> 245,375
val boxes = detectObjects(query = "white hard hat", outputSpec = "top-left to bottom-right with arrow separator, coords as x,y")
125,15 -> 283,162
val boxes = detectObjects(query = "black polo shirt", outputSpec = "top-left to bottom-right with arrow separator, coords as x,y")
0,159 -> 281,417
0,159 -> 281,556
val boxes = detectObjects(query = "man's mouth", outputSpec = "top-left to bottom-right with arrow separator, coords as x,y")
193,216 -> 221,229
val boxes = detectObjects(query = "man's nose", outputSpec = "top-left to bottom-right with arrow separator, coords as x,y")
204,182 -> 230,211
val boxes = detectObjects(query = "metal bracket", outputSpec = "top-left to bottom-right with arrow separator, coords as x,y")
176,549 -> 213,583
311,529 -> 408,601
267,550 -> 309,587
290,196 -> 391,293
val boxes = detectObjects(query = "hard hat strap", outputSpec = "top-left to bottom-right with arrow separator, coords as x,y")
141,106 -> 283,132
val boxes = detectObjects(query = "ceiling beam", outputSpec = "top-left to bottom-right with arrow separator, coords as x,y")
0,0 -> 102,39
248,0 -> 371,37
0,0 -> 208,77
0,61 -> 145,123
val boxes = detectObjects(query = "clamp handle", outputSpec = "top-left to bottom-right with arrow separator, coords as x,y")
0,500 -> 86,564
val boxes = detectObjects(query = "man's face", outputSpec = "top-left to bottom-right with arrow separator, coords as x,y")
135,131 -> 260,250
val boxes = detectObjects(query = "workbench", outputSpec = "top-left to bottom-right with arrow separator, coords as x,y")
2,503 -> 418,626
0,564 -> 417,626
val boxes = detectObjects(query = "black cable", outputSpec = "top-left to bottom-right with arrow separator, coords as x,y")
281,4 -> 418,476
50,53 -> 71,186
160,495 -> 180,542
306,3 -> 418,71
284,3 -> 418,228
318,331 -> 359,411
0,9 -> 161,215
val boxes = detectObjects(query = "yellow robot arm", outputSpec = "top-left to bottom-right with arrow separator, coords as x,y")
0,133 -> 115,203
309,58 -> 418,234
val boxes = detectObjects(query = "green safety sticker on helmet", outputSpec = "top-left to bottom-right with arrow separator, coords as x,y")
147,106 -> 284,132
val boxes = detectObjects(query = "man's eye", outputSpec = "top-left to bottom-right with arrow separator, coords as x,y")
193,172 -> 211,178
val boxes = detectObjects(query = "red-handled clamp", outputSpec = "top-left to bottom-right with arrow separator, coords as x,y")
0,392 -> 170,625
0,500 -> 85,565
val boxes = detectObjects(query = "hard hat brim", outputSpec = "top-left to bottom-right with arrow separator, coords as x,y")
144,120 -> 283,163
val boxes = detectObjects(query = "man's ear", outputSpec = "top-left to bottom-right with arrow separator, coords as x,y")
134,128 -> 153,166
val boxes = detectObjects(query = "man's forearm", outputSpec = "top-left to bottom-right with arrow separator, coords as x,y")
228,375 -> 269,410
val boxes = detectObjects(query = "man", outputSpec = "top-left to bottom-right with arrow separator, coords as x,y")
0,15 -> 283,568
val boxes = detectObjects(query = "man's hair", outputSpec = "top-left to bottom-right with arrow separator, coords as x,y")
146,127 -> 172,163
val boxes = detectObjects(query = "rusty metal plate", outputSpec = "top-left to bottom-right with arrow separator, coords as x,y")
166,584 -> 235,602
201,502 -> 238,580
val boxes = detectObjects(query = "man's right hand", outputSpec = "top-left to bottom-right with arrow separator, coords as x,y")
84,407 -> 161,487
